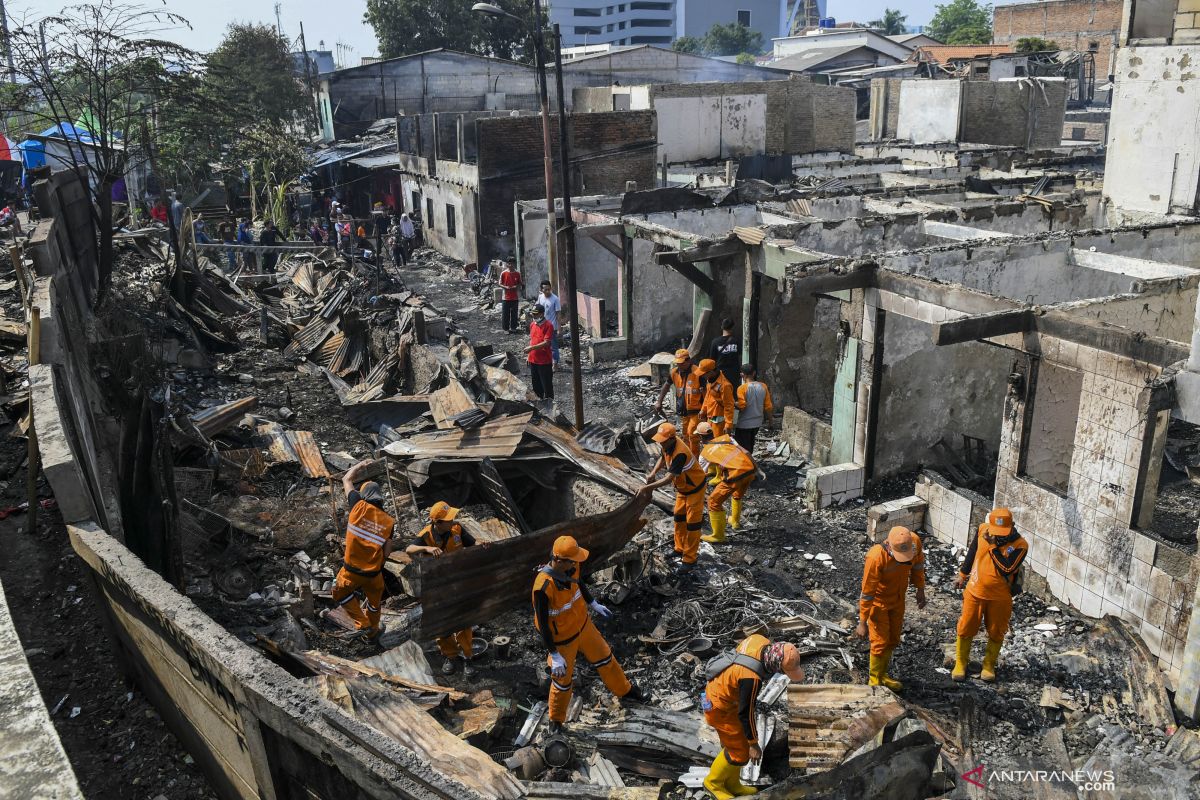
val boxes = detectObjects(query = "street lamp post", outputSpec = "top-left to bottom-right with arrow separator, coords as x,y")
471,1 -> 557,294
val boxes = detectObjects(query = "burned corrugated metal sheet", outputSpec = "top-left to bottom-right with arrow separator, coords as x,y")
430,381 -> 476,429
254,423 -> 330,478
283,315 -> 339,359
576,422 -> 620,454
476,457 -> 529,534
417,490 -> 650,641
190,396 -> 258,437
383,412 -> 533,461
787,684 -> 906,772
342,397 -> 430,433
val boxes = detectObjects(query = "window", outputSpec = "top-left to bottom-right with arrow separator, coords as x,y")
632,18 -> 672,26
607,23 -> 614,31
576,25 -> 603,34
618,4 -> 625,10
606,5 -> 613,12
1020,361 -> 1082,494
630,1 -> 671,8
410,190 -> 420,215
630,34 -> 672,43
426,198 -> 434,230
446,204 -> 457,239
737,9 -> 751,26
619,21 -> 625,28
573,7 -> 602,15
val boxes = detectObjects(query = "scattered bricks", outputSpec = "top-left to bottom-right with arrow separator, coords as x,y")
866,496 -> 928,543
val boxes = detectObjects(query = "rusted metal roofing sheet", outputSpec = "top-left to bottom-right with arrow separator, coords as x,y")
382,412 -> 533,460
429,380 -> 476,429
417,490 -> 650,641
254,423 -> 330,478
283,314 -> 339,359
787,684 -> 906,772
190,396 -> 258,437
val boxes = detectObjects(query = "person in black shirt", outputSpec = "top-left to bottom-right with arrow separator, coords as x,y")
259,220 -> 279,273
709,317 -> 741,388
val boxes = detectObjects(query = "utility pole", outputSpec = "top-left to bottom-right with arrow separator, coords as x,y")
275,2 -> 284,36
532,0 -> 559,294
553,25 -> 584,429
298,22 -> 321,132
0,0 -> 15,83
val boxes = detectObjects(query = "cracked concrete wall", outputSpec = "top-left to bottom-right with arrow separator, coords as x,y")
756,278 -> 839,413
1024,360 -> 1084,492
874,313 -> 1010,477
630,238 -> 695,354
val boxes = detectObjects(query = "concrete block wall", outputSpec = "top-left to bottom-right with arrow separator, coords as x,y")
915,471 -> 990,548
781,405 -> 833,466
803,463 -> 865,509
994,337 -> 1198,687
867,495 -> 928,542
959,80 -> 1070,150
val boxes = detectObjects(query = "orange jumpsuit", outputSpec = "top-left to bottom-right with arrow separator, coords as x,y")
701,374 -> 736,437
664,438 -> 707,564
957,524 -> 1028,641
331,498 -> 395,634
532,567 -> 632,722
418,522 -> 475,659
672,365 -> 704,454
703,633 -> 769,765
700,435 -> 757,513
859,541 -> 925,656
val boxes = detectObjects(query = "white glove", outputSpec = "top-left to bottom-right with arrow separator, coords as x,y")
550,652 -> 567,677
590,600 -> 611,618
712,416 -> 725,424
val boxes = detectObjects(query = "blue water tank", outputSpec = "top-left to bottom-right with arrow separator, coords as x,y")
818,16 -> 836,28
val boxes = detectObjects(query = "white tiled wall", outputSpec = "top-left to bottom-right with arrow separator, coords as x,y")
866,495 -> 927,542
803,463 -> 864,509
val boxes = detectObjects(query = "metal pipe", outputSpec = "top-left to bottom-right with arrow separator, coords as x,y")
552,25 -> 584,429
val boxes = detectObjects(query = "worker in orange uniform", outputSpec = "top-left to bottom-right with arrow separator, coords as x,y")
694,422 -> 757,544
329,461 -> 396,643
533,535 -> 648,733
698,358 -> 735,437
654,348 -> 704,454
407,501 -> 478,676
951,507 -> 1028,683
645,422 -> 708,575
854,526 -> 927,690
701,634 -> 806,798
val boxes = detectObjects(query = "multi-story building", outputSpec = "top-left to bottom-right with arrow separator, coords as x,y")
992,0 -> 1123,78
549,0 -> 787,49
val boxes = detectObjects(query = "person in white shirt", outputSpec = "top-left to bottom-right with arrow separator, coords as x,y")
535,280 -> 562,367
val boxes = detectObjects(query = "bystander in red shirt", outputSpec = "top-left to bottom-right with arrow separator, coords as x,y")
500,266 -> 521,301
528,317 -> 554,365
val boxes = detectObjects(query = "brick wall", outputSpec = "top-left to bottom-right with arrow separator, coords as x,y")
959,79 -> 1068,148
475,110 -> 657,260
993,0 -> 1123,77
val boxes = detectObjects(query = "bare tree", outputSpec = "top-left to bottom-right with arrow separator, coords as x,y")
1,1 -> 198,292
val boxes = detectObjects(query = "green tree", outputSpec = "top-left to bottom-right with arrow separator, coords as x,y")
206,23 -> 310,131
1015,36 -> 1058,52
927,0 -> 993,45
868,8 -> 909,35
735,52 -> 757,65
364,0 -> 538,61
702,22 -> 765,56
673,36 -> 704,54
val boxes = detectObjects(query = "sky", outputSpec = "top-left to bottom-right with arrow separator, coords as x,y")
11,0 -> 943,63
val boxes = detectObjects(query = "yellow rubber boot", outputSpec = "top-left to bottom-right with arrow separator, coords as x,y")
729,499 -> 743,530
726,765 -> 758,797
867,653 -> 884,686
878,649 -> 903,691
952,637 -> 972,682
981,640 -> 1002,683
703,751 -> 737,800
702,510 -> 727,543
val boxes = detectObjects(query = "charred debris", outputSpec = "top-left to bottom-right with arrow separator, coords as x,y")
90,230 -> 1200,799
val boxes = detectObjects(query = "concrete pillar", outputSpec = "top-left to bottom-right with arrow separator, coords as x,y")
1173,562 -> 1200,720
1175,290 -> 1200,424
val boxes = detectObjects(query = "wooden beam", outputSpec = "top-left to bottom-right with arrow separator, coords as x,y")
674,239 -> 743,263
787,267 -> 874,296
1035,312 -> 1190,366
654,250 -> 715,295
876,270 -> 1022,316
933,308 -> 1034,346
580,225 -> 624,259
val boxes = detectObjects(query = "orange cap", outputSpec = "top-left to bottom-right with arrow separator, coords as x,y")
673,348 -> 691,364
652,422 -> 677,443
552,535 -> 589,562
430,501 -> 459,522
697,358 -> 718,374
886,526 -> 916,563
988,507 -> 1013,528
694,421 -> 713,437
780,643 -> 806,682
